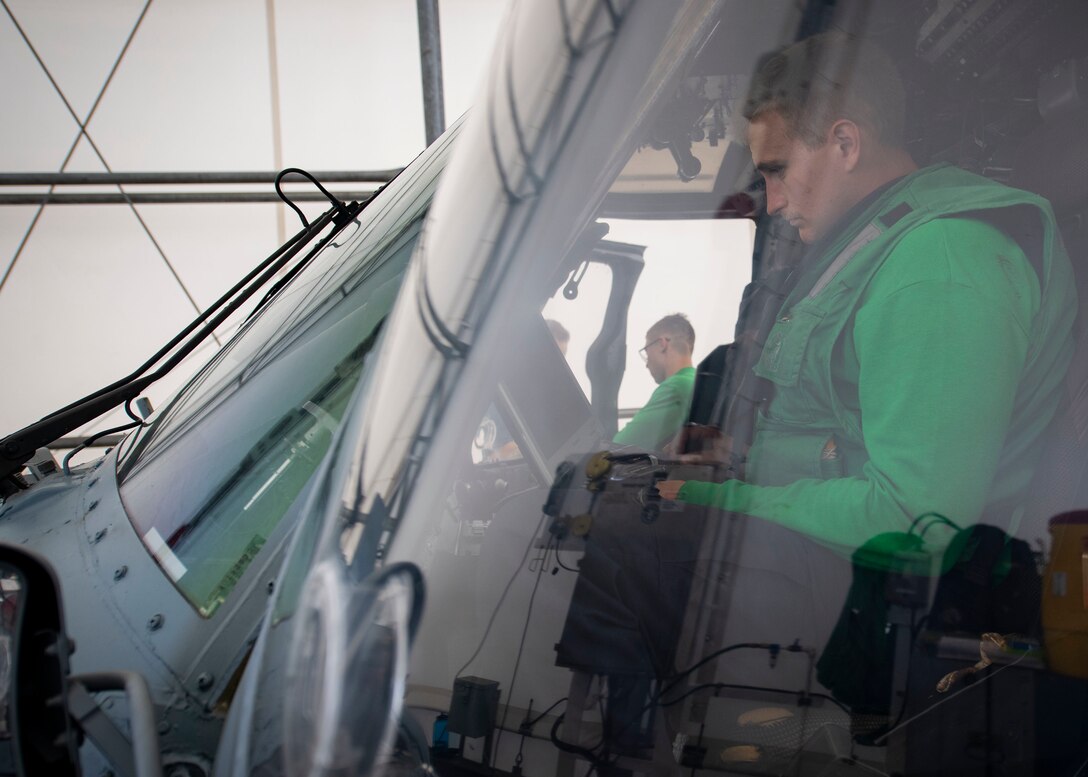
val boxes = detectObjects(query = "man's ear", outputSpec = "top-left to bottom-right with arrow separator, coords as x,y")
829,119 -> 861,172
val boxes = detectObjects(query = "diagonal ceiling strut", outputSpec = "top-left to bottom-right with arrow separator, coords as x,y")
0,0 -> 215,343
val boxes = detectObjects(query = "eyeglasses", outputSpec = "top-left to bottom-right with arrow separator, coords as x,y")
638,336 -> 669,363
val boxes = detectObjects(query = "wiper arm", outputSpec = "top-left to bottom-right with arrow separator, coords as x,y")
1,191 -> 366,485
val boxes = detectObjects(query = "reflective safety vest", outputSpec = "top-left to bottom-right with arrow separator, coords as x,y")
680,164 -> 1077,548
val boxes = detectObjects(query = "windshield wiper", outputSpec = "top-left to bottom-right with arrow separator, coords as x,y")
1,175 -> 369,489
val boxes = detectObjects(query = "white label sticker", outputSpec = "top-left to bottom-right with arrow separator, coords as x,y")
144,527 -> 188,581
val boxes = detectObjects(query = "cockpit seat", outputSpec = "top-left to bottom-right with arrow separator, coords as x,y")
1016,110 -> 1088,539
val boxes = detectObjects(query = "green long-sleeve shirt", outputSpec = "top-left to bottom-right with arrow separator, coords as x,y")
613,366 -> 695,450
678,166 -> 1076,552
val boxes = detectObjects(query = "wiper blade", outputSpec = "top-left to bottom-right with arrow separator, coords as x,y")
1,194 -> 365,484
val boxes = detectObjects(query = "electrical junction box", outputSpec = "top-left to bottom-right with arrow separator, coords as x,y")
448,675 -> 500,738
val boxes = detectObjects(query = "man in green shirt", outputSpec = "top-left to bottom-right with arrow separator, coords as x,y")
613,314 -> 696,451
658,33 -> 1076,553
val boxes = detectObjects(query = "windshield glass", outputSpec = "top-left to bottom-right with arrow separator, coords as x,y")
281,2 -> 1088,776
116,125 -> 458,618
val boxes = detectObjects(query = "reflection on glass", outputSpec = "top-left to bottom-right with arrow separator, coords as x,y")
119,126 -> 457,617
147,335 -> 375,616
294,2 -> 1088,776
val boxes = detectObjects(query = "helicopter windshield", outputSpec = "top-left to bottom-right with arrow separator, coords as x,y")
114,125 -> 459,618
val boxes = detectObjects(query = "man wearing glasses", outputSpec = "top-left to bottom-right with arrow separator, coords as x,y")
613,314 -> 696,451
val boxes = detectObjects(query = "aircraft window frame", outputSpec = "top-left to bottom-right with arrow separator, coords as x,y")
113,124 -> 460,618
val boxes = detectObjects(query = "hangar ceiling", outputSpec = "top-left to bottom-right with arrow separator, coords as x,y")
0,0 -> 505,451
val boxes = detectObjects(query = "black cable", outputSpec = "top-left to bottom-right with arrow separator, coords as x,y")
522,697 -> 569,730
123,398 -> 145,425
602,643 -> 796,755
553,546 -> 579,572
244,240 -> 325,321
658,681 -> 853,717
663,642 -> 778,696
275,172 -> 312,228
453,512 -> 549,679
491,536 -> 554,769
61,419 -> 142,475
549,714 -> 609,765
513,699 -> 534,773
689,693 -> 714,777
275,168 -> 350,229
918,517 -> 960,539
546,683 -> 628,773
909,511 -> 961,536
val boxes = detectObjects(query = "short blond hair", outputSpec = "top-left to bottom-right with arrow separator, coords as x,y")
743,31 -> 906,149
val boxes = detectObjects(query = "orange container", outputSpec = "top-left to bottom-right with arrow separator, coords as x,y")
1042,511 -> 1088,679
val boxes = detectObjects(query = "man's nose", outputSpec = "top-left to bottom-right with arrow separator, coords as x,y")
765,182 -> 786,215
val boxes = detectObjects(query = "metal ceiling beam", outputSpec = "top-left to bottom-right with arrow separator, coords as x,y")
416,0 -> 446,145
0,170 -> 400,186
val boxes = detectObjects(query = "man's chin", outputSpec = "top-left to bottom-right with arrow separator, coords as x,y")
785,218 -> 814,243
